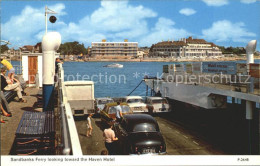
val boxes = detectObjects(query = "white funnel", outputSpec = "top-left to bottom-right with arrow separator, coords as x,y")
246,40 -> 257,64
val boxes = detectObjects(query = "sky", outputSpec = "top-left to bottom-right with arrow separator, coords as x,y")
1,0 -> 260,50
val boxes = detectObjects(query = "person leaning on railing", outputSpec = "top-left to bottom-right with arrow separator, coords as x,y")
0,58 -> 15,83
1,67 -> 27,103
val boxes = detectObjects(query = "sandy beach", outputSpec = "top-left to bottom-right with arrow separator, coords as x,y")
71,56 -> 260,62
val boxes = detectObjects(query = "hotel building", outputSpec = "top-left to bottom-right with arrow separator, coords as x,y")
149,36 -> 222,58
91,40 -> 138,57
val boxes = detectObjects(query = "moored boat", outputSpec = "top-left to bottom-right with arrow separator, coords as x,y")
103,63 -> 123,68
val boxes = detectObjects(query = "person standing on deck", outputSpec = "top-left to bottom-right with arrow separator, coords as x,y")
86,114 -> 93,137
103,124 -> 118,155
0,58 -> 15,83
115,102 -> 123,123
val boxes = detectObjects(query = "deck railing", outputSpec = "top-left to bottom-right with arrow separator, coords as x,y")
56,63 -> 82,155
13,65 -> 23,75
161,72 -> 259,96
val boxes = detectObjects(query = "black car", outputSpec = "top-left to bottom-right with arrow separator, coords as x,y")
113,114 -> 166,155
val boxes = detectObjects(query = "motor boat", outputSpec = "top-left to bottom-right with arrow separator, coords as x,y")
103,63 -> 123,68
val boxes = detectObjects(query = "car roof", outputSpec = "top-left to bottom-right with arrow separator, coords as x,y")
124,96 -> 143,99
146,97 -> 164,100
105,102 -> 128,107
123,114 -> 159,131
124,114 -> 157,124
96,97 -> 113,100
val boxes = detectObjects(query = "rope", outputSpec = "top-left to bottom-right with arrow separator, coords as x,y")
127,80 -> 144,96
17,139 -> 41,145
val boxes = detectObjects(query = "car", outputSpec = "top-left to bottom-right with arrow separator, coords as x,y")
113,114 -> 166,155
95,98 -> 114,114
100,102 -> 133,125
145,97 -> 171,114
121,96 -> 148,113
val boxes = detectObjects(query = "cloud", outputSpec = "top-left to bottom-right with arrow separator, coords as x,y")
1,3 -> 66,47
179,8 -> 196,16
2,1 -> 192,47
202,20 -> 256,43
240,0 -> 257,4
202,0 -> 229,6
139,17 -> 192,46
59,1 -> 157,43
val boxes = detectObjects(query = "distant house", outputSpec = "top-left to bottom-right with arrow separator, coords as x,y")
21,43 -> 42,53
21,45 -> 34,53
6,49 -> 21,58
149,36 -> 222,58
34,42 -> 42,53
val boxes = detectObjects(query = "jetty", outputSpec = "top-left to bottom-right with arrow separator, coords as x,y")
144,40 -> 260,154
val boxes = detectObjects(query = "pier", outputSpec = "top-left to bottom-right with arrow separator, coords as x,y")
143,41 -> 260,154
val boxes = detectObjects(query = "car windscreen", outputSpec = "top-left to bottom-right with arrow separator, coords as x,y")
108,105 -> 131,114
98,99 -> 113,104
152,99 -> 168,104
127,99 -> 143,103
132,123 -> 157,132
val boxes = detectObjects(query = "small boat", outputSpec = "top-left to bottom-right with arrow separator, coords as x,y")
103,63 -> 123,68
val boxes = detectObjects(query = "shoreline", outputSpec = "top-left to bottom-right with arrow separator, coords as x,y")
11,56 -> 260,63
67,56 -> 260,62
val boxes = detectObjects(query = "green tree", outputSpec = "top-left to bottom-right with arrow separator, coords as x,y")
218,46 -> 246,55
58,41 -> 87,55
0,45 -> 9,53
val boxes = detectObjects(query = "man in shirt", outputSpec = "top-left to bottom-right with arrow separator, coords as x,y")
103,124 -> 118,155
115,102 -> 123,123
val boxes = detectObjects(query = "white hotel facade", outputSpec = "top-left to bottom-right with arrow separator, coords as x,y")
149,36 -> 222,58
91,40 -> 138,57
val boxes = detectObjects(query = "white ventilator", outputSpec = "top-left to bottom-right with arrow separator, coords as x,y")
245,40 -> 257,120
246,40 -> 257,65
42,32 -> 61,84
42,32 -> 61,111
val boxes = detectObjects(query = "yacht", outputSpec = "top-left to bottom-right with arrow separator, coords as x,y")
103,63 -> 123,68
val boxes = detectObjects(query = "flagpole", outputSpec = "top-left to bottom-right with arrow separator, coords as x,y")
45,6 -> 57,34
45,6 -> 48,34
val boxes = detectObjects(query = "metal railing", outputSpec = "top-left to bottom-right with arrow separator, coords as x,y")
57,71 -> 72,155
13,65 -> 23,75
56,63 -> 82,155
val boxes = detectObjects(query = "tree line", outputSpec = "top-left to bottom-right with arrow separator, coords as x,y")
218,46 -> 246,55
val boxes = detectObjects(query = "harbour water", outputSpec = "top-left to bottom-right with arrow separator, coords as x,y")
11,60 -> 260,98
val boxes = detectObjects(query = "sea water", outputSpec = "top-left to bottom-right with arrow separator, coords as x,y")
11,60 -> 260,98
